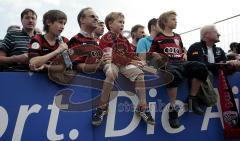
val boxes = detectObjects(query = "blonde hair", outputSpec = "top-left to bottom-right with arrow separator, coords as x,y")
158,11 -> 177,30
105,12 -> 124,30
200,24 -> 216,40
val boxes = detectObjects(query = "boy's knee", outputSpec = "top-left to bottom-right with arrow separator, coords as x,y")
105,71 -> 118,82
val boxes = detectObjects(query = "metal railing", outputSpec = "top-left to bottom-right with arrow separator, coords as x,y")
180,14 -> 240,52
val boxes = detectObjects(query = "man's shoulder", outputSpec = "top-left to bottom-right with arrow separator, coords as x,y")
137,36 -> 152,46
7,30 -> 26,36
69,33 -> 97,47
71,33 -> 84,40
214,46 -> 224,50
69,33 -> 86,43
140,36 -> 152,42
214,46 -> 225,54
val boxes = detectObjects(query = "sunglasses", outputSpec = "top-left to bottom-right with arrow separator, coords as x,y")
85,15 -> 99,20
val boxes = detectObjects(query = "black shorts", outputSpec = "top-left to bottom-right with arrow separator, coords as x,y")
165,61 -> 208,88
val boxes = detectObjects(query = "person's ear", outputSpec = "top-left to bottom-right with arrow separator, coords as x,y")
152,25 -> 156,31
132,32 -> 136,38
46,19 -> 52,26
108,22 -> 113,30
80,16 -> 85,25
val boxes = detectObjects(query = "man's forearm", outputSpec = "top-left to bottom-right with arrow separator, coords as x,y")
0,56 -> 15,64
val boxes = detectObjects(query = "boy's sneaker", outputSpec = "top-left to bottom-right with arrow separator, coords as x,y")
135,108 -> 155,125
92,108 -> 107,126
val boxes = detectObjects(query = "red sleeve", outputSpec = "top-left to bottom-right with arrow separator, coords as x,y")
149,37 -> 158,53
67,35 -> 86,63
28,35 -> 42,60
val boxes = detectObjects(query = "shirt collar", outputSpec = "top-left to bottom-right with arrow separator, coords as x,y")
80,30 -> 94,38
201,40 -> 216,48
21,28 -> 36,37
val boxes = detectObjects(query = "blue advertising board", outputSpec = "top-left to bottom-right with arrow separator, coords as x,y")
0,71 -> 240,141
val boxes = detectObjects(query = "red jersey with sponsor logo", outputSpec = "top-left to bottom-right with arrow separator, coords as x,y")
68,33 -> 102,64
150,32 -> 184,62
28,34 -> 68,61
99,32 -> 139,66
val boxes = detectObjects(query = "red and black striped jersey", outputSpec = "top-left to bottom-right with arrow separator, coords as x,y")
99,32 -> 139,66
28,34 -> 68,60
150,32 -> 184,62
68,33 -> 101,64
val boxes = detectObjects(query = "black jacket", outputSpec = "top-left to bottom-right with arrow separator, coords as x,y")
187,40 -> 227,73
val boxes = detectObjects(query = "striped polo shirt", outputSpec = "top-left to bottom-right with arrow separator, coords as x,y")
0,40 -> 2,47
0,29 -> 33,56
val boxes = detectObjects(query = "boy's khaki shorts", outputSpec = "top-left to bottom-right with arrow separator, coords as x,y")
103,63 -> 143,81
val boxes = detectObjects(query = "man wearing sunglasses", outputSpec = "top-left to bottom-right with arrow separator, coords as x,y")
68,7 -> 102,72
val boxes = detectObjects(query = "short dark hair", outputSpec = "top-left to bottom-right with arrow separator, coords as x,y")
130,24 -> 144,37
98,20 -> 104,25
21,8 -> 37,20
147,18 -> 157,33
230,42 -> 239,50
77,7 -> 92,27
43,10 -> 67,32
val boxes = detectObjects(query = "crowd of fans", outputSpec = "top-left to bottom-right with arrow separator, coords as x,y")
0,8 -> 240,129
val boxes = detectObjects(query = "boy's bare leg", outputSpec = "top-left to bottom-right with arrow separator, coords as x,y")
99,70 -> 118,109
98,64 -> 118,109
92,64 -> 118,126
48,64 -> 65,72
76,63 -> 100,73
135,74 -> 147,110
135,74 -> 155,125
